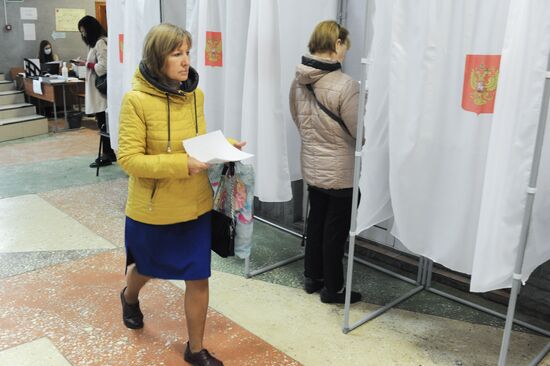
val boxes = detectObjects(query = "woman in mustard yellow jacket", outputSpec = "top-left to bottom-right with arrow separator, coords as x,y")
118,24 -> 242,366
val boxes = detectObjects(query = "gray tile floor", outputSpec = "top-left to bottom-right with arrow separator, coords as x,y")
1,128 -> 549,365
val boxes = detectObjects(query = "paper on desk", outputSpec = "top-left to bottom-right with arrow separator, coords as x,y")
32,78 -> 42,95
183,130 -> 253,164
47,78 -> 65,84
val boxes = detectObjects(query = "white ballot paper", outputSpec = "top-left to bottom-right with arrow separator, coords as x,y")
32,78 -> 43,95
182,130 -> 253,164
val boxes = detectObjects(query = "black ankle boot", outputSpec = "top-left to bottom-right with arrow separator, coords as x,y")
184,342 -> 223,366
120,287 -> 144,329
89,158 -> 112,168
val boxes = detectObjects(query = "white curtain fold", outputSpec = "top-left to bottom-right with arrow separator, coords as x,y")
190,0 -> 338,202
357,0 -> 550,292
240,0 -> 291,202
106,0 -> 161,152
471,0 -> 550,292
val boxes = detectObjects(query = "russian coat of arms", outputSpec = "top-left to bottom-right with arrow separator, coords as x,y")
461,55 -> 501,115
205,31 -> 223,67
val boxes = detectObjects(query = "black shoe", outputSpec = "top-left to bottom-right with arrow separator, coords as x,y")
184,342 -> 223,366
120,287 -> 144,329
304,277 -> 324,294
89,158 -> 112,168
320,287 -> 362,304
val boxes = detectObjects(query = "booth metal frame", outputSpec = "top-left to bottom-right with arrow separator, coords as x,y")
342,3 -> 550,365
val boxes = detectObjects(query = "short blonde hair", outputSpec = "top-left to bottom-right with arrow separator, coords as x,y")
142,23 -> 192,80
308,20 -> 350,54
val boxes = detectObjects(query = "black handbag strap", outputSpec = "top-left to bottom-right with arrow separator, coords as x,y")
306,83 -> 352,137
221,162 -> 235,177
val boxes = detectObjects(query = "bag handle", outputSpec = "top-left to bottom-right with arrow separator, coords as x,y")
306,83 -> 352,137
212,162 -> 236,219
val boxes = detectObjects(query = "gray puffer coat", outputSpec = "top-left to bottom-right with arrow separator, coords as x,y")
289,54 -> 360,190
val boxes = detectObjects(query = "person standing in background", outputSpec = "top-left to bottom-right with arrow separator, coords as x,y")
74,15 -> 116,168
38,40 -> 59,64
289,20 -> 363,304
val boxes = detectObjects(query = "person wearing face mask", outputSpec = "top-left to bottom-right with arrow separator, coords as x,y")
38,40 -> 59,64
74,15 -> 116,168
289,20 -> 363,305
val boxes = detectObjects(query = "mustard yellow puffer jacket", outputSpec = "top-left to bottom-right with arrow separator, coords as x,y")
118,65 -> 212,224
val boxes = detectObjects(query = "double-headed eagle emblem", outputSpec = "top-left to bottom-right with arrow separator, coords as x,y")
206,38 -> 222,63
469,64 -> 499,106
205,31 -> 223,67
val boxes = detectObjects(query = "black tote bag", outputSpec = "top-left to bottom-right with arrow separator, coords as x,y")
210,163 -> 236,258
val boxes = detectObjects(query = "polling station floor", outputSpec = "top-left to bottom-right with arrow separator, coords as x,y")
0,124 -> 549,366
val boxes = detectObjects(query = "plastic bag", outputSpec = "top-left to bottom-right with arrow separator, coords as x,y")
208,162 -> 255,258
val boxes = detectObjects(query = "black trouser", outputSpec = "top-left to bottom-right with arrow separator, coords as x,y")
304,186 -> 353,293
96,111 -> 115,159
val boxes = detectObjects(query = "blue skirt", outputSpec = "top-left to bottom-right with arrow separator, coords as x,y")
124,212 -> 212,280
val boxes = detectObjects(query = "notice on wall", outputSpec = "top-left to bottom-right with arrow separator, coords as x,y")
51,31 -> 66,40
20,7 -> 38,20
23,23 -> 36,41
55,8 -> 86,32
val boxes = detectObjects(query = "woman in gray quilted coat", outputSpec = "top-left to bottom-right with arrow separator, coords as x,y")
289,20 -> 362,304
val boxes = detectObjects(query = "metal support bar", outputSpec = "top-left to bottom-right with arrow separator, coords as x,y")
337,0 -> 348,26
62,84 -> 67,128
343,0 -> 371,331
346,254 -> 419,285
426,259 -> 434,287
416,257 -> 426,285
53,97 -> 58,132
426,287 -> 550,337
245,253 -> 305,278
528,343 -> 550,366
343,285 -> 424,334
498,55 -> 550,366
337,3 -> 549,364
244,216 -> 304,278
421,257 -> 429,286
248,215 -> 424,284
253,216 -> 303,238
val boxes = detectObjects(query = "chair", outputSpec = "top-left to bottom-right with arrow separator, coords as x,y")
9,67 -> 24,91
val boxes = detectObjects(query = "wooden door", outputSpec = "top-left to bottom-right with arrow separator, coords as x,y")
95,1 -> 107,32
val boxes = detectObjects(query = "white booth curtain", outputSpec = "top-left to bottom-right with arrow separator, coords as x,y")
107,0 -> 338,203
357,0 -> 550,292
106,0 -> 161,152
189,0 -> 338,202
471,0 -> 550,292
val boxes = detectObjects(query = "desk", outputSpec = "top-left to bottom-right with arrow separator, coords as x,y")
23,78 -> 85,131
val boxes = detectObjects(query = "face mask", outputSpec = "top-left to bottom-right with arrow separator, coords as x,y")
44,48 -> 52,55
